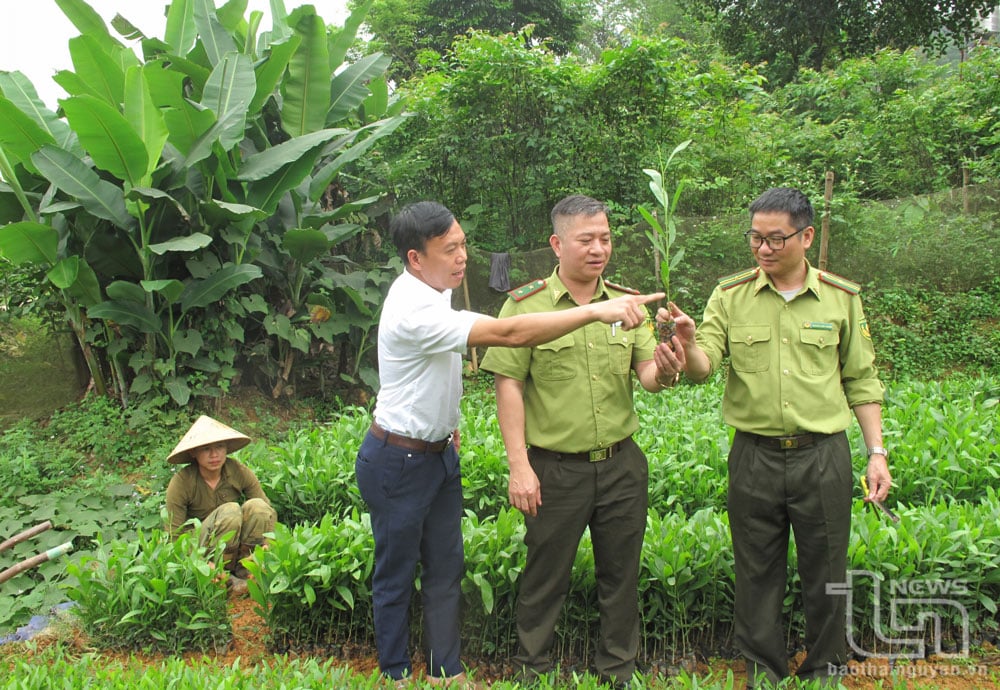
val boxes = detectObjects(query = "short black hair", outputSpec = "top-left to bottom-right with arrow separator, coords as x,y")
390,201 -> 456,264
748,187 -> 814,230
550,194 -> 609,237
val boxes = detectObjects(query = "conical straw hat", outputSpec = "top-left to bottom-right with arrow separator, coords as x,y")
166,415 -> 251,464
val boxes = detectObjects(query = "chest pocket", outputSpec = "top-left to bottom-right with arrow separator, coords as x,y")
605,330 -> 632,376
729,325 -> 771,372
799,328 -> 841,375
533,334 -> 576,381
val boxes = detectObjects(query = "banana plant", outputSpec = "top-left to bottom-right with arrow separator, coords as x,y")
0,0 -> 407,404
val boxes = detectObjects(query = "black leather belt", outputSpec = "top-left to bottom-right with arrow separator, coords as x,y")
531,436 -> 632,463
370,422 -> 452,453
741,430 -> 837,450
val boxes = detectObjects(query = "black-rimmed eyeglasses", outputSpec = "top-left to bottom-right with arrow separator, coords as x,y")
744,227 -> 805,250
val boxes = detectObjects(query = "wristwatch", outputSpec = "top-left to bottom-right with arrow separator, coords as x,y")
867,446 -> 888,458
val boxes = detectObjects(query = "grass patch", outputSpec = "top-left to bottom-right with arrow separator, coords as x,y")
0,317 -> 83,429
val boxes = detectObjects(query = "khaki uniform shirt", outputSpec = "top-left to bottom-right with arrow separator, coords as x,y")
696,262 -> 883,436
165,457 -> 271,534
480,268 -> 656,452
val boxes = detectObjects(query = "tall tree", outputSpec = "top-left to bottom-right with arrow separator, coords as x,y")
359,0 -> 584,81
681,0 -> 997,84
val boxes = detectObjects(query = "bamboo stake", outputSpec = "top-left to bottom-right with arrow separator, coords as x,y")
0,521 -> 52,554
819,172 -> 834,271
0,541 -> 74,585
962,165 -> 969,214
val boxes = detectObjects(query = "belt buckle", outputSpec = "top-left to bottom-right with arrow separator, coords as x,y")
778,436 -> 799,449
589,447 -> 609,462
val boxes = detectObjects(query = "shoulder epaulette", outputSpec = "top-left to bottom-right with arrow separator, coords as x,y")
507,279 -> 546,301
718,267 -> 759,290
603,280 -> 640,295
818,271 -> 861,295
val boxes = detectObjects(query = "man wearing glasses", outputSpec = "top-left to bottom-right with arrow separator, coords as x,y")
656,187 -> 891,688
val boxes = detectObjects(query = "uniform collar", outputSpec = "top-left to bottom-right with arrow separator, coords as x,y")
547,266 -> 610,306
753,260 -> 822,299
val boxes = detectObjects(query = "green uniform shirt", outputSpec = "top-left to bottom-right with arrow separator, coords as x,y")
696,262 -> 884,436
480,268 -> 656,452
165,457 -> 271,535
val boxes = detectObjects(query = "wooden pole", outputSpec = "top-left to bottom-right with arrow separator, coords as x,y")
0,541 -> 74,585
962,165 -> 969,214
462,274 -> 479,373
819,172 -> 834,271
0,521 -> 52,554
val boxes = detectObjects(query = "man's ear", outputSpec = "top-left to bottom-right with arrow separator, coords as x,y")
406,248 -> 422,269
549,233 -> 561,258
802,226 -> 816,250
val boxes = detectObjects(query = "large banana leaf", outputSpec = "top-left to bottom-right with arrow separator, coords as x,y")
309,114 -> 410,200
31,145 -> 133,229
55,0 -> 119,56
64,258 -> 102,306
0,73 -> 79,154
179,263 -> 262,314
245,145 -> 326,213
67,35 -> 127,106
124,69 -> 169,180
238,128 -> 345,181
141,279 -> 185,306
249,35 -> 301,114
0,222 -> 58,265
329,0 -> 373,68
165,0 -> 198,56
46,257 -> 81,289
193,0 -> 238,66
148,233 -> 213,255
105,280 -> 146,303
282,228 -> 330,264
0,98 -> 57,172
326,53 -> 392,124
87,299 -> 162,333
201,52 -> 255,150
60,96 -> 148,187
281,7 -> 330,137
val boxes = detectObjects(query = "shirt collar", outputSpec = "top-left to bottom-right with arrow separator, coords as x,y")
400,268 -> 452,303
752,260 -> 822,299
547,266 -> 610,306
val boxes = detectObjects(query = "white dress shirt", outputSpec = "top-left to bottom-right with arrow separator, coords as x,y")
373,270 -> 483,441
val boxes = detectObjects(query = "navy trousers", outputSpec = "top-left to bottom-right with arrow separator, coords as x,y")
355,431 -> 465,680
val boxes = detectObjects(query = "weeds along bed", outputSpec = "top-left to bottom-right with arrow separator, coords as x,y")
57,376 -> 998,661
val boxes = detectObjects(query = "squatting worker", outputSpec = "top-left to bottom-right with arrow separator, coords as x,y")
165,415 -> 276,590
354,200 -> 664,687
479,194 -> 687,689
661,187 -> 891,688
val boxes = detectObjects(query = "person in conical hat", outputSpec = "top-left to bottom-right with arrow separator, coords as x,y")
164,416 -> 276,593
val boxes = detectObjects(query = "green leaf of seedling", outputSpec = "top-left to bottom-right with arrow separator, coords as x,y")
336,585 -> 355,610
637,206 -> 664,237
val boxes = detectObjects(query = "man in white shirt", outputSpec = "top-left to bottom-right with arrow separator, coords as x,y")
355,201 -> 662,686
